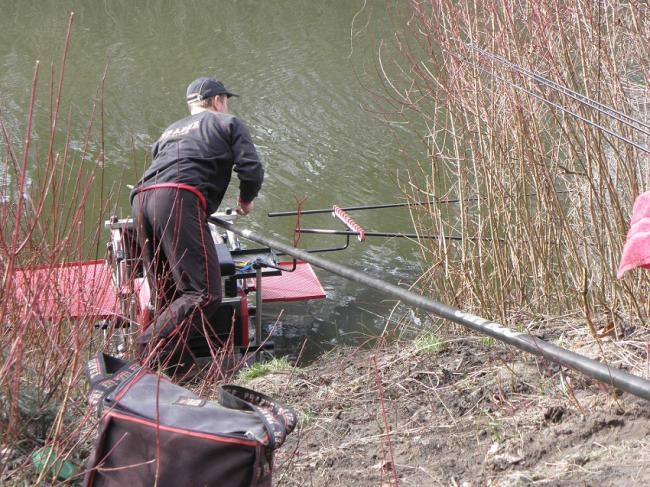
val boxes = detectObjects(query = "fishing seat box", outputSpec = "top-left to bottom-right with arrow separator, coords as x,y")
84,354 -> 297,487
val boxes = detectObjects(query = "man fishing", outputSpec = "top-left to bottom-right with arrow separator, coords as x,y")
130,76 -> 264,377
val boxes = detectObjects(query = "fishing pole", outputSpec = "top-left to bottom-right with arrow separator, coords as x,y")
268,191 -> 570,217
469,59 -> 650,154
269,199 -> 456,217
466,43 -> 650,136
209,215 -> 650,402
294,228 -> 501,241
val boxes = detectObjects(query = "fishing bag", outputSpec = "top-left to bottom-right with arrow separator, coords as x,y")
84,353 -> 297,487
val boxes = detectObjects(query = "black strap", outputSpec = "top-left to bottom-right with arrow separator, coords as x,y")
86,353 -> 141,415
87,353 -> 130,385
218,385 -> 298,450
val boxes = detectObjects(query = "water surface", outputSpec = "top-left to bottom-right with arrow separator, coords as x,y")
0,0 -> 429,359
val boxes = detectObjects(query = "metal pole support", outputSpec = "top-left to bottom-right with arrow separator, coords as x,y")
254,265 -> 263,362
208,215 -> 650,402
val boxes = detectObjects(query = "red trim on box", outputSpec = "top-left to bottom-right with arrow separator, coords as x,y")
107,411 -> 259,447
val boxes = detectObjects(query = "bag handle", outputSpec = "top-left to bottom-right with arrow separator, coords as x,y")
86,353 -> 141,414
218,384 -> 298,450
87,353 -> 130,385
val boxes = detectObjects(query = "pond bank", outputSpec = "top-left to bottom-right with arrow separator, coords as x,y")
3,315 -> 650,486
249,318 -> 650,486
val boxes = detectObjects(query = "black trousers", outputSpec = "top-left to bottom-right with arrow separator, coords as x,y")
131,188 -> 222,367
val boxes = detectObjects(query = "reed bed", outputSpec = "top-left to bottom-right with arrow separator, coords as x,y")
377,0 -> 648,329
0,14 -> 119,483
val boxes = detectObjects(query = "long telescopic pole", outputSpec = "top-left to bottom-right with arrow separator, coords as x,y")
294,228 -> 500,241
457,46 -> 650,154
466,43 -> 650,135
267,191 -> 570,217
210,216 -> 650,401
267,199 -> 454,217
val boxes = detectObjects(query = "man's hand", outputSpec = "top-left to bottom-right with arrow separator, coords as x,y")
236,198 -> 254,215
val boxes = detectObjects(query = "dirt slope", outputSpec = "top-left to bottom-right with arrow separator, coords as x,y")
250,325 -> 650,486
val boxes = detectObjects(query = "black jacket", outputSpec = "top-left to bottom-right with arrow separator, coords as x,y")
131,110 -> 264,214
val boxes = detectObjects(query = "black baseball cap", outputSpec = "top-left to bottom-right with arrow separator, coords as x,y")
186,77 -> 238,102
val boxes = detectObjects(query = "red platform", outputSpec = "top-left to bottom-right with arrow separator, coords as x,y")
12,259 -> 325,323
248,261 -> 326,302
12,260 -> 120,322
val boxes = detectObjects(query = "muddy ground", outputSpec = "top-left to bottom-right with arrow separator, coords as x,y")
249,319 -> 650,486
2,317 -> 649,486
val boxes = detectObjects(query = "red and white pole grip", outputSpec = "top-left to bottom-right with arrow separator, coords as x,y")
332,205 -> 366,242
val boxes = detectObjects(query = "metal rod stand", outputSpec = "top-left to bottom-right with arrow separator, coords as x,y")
255,265 -> 263,362
209,215 -> 650,402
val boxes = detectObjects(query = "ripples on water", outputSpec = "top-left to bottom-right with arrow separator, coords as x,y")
0,0 -> 426,359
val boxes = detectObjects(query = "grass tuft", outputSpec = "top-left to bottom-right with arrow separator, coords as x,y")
237,357 -> 293,383
414,333 -> 445,354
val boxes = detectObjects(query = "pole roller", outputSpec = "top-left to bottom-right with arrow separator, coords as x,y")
211,216 -> 650,401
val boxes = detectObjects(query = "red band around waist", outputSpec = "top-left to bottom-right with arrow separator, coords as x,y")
134,183 -> 207,212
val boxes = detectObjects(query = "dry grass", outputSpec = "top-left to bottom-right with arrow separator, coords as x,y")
369,0 -> 649,329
